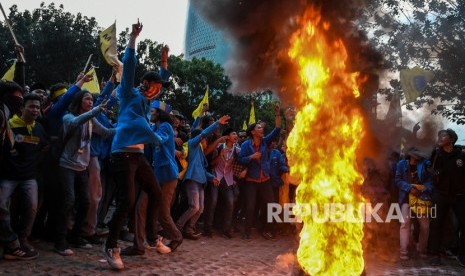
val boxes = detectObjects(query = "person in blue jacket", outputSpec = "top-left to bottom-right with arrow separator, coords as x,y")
150,100 -> 183,251
176,114 -> 231,240
103,21 -> 169,271
395,147 -> 432,260
238,104 -> 281,240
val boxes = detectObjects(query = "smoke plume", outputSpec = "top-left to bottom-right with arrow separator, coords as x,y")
190,0 -> 383,99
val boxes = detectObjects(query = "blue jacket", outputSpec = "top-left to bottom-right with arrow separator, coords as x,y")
183,121 -> 219,184
90,81 -> 117,159
111,48 -> 161,153
46,84 -> 81,136
238,128 -> 280,180
153,122 -> 178,184
395,159 -> 432,205
269,149 -> 289,187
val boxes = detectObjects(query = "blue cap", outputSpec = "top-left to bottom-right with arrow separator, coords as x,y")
151,100 -> 172,113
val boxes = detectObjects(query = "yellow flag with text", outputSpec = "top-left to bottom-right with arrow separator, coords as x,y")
248,101 -> 256,125
81,67 -> 101,94
100,22 -> 122,81
100,22 -> 119,66
1,61 -> 15,81
242,120 -> 247,130
192,86 -> 209,119
400,67 -> 434,104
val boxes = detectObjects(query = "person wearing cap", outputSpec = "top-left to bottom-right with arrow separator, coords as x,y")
121,100 -> 176,256
395,146 -> 432,260
428,128 -> 465,267
150,101 -> 183,252
102,21 -> 169,271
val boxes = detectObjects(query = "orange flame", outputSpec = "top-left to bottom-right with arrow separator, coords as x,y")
286,8 -> 365,275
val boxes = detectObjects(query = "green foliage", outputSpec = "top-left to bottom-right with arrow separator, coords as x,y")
358,0 -> 465,124
0,2 -> 280,129
0,3 -> 101,86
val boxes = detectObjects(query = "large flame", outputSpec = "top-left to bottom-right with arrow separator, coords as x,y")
286,9 -> 366,276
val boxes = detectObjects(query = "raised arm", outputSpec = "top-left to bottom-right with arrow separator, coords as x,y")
13,44 -> 25,89
95,67 -> 117,106
118,21 -> 143,99
49,73 -> 93,117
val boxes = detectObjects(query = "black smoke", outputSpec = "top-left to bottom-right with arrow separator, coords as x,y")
190,0 -> 383,97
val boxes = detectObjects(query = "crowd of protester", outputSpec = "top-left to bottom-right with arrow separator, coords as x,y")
0,22 -> 296,270
1,21 -> 465,271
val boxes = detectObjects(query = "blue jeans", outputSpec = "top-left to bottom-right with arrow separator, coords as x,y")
176,180 -> 204,234
204,179 -> 235,233
0,179 -> 38,247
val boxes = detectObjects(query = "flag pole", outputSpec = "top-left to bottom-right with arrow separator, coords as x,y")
0,3 -> 26,62
83,54 -> 93,74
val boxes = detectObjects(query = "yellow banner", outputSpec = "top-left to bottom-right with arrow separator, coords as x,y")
1,61 -> 15,81
192,86 -> 209,119
248,101 -> 256,125
242,120 -> 247,130
400,67 -> 434,104
100,22 -> 122,81
81,67 -> 100,94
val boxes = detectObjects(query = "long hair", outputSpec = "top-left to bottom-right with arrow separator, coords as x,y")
68,90 -> 91,116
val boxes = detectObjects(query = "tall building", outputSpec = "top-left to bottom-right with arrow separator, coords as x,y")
184,4 -> 229,65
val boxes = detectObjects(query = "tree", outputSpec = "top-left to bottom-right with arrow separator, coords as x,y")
0,3 -> 102,87
358,0 -> 465,124
0,2 -> 280,130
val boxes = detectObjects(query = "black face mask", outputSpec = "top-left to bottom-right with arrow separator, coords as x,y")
5,95 -> 23,116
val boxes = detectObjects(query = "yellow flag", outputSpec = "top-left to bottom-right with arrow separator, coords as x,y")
1,61 -> 16,81
400,67 -> 434,104
248,101 -> 256,125
81,67 -> 101,94
100,22 -> 122,81
192,86 -> 209,119
100,22 -> 119,66
242,120 -> 247,130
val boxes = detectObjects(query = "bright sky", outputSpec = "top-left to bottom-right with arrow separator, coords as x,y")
1,0 -> 189,55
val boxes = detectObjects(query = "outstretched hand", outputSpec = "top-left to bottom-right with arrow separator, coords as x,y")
82,74 -> 94,83
161,45 -> 170,59
131,20 -> 143,37
274,103 -> 281,115
99,98 -> 109,113
14,44 -> 25,62
217,115 -> 231,125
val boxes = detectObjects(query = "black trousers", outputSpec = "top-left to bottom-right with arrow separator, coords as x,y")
105,152 -> 161,249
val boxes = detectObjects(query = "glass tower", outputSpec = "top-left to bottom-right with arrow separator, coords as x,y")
184,4 -> 229,65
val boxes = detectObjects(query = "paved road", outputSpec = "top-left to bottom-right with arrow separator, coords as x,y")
1,232 -> 465,275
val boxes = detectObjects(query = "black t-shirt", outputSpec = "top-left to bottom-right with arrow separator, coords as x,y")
1,121 -> 48,180
433,148 -> 465,195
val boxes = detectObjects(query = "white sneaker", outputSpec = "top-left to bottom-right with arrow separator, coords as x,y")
103,246 -> 124,270
156,237 -> 171,254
